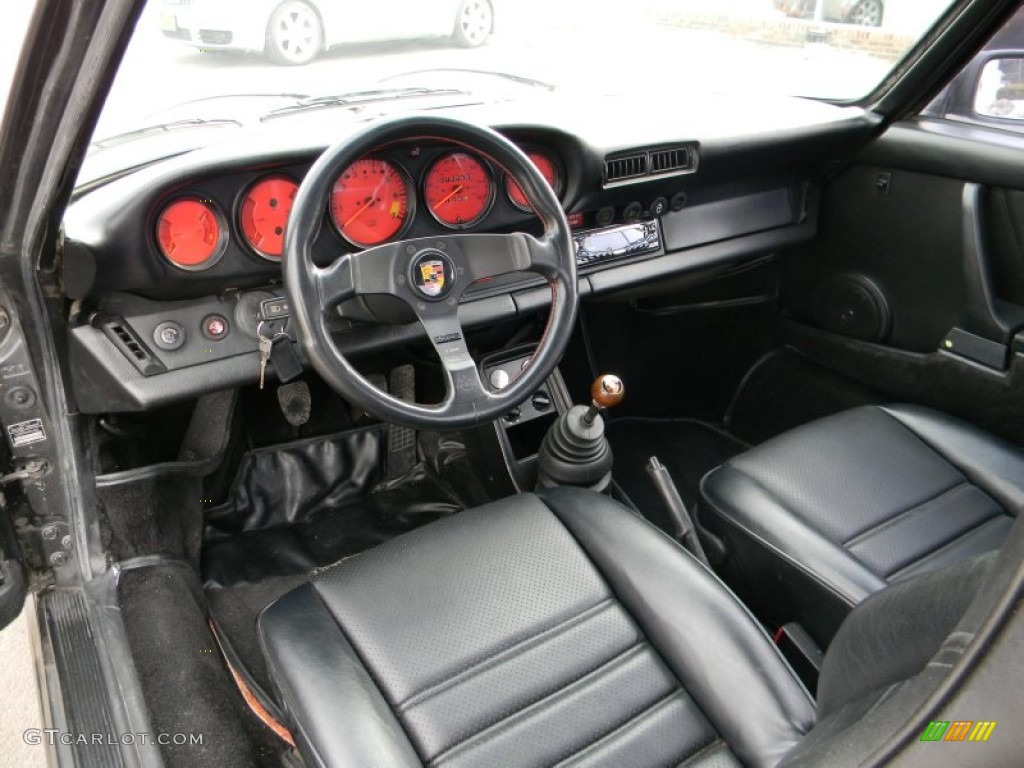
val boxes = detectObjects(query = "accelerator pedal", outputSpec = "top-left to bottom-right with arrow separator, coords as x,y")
387,364 -> 417,480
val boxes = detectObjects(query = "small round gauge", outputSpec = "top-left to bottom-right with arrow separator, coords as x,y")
156,198 -> 224,270
424,152 -> 494,228
506,151 -> 561,212
239,175 -> 298,260
330,157 -> 412,247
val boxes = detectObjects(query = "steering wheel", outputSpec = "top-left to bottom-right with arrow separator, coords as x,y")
283,115 -> 579,429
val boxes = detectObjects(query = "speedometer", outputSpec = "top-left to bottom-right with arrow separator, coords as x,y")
330,157 -> 412,247
423,152 -> 494,228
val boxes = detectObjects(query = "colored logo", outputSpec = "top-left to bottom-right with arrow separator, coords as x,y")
411,251 -> 455,300
920,721 -> 997,743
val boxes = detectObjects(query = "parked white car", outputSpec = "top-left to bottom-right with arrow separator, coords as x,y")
158,0 -> 494,65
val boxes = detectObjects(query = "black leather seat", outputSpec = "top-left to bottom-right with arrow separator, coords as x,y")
259,488 -> 818,767
700,404 -> 1021,643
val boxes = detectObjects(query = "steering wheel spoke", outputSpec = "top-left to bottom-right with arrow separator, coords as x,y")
452,232 -> 560,283
314,242 -> 404,311
414,302 -> 488,405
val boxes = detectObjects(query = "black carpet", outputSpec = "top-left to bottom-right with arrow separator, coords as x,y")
207,575 -> 309,700
726,349 -> 879,444
119,563 -> 287,767
607,418 -> 748,536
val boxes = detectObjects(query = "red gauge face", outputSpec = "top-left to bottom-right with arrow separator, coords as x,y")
330,158 -> 411,247
424,152 -> 493,228
156,199 -> 223,270
506,151 -> 560,212
239,176 -> 298,260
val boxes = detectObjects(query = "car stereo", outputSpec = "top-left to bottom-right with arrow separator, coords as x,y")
573,220 -> 661,267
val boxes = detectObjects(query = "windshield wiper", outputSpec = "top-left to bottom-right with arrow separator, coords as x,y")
261,87 -> 468,120
90,118 -> 242,149
379,68 -> 555,91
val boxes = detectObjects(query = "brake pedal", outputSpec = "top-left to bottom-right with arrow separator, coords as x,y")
351,373 -> 388,425
387,365 -> 417,480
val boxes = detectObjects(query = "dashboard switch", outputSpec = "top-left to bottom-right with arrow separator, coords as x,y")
202,314 -> 229,340
153,321 -> 185,351
531,390 -> 552,411
650,197 -> 668,217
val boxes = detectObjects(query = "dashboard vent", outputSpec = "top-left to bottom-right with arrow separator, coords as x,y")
604,154 -> 648,184
603,144 -> 698,187
650,147 -> 690,174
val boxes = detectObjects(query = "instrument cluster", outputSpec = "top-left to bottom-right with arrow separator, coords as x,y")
153,144 -> 564,272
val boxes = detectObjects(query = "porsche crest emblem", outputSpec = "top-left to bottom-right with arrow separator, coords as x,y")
419,260 -> 446,296
411,250 -> 455,300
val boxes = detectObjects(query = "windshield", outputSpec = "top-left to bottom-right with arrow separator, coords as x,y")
87,0 -> 955,154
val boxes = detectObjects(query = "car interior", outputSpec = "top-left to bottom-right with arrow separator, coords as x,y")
3,0 -> 1024,766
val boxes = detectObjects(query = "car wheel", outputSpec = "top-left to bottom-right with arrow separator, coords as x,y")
265,1 -> 323,66
452,0 -> 492,48
847,0 -> 883,27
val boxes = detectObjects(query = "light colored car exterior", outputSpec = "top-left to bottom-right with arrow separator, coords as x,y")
773,0 -> 884,27
158,0 -> 494,65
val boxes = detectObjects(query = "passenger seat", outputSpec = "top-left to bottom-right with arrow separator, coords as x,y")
699,404 -> 1021,644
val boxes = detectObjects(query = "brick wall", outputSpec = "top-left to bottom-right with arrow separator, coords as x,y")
649,10 -> 916,63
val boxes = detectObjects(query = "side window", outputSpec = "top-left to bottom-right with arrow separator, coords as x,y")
923,6 -> 1024,131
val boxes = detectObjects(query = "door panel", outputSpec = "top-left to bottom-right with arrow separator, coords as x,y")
780,120 -> 1024,443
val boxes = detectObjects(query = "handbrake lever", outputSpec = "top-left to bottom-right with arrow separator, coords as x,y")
646,456 -> 711,567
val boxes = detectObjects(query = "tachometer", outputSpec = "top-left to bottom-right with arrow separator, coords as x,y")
239,175 -> 298,260
156,198 -> 224,270
506,151 -> 561,212
330,157 -> 412,247
424,152 -> 494,228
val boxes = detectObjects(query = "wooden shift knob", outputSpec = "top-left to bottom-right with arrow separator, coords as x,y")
591,374 -> 625,409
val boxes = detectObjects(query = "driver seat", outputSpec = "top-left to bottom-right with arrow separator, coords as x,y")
256,488 -> 987,767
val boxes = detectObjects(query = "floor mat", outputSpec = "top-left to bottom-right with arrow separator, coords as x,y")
607,418 -> 748,536
201,425 -> 475,708
202,462 -> 464,587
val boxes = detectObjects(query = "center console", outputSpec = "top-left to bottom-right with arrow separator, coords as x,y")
475,345 -> 573,492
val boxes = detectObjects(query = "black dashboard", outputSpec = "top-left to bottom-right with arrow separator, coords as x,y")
62,94 -> 880,413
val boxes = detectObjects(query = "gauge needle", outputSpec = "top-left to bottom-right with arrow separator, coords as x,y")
344,198 -> 376,228
436,185 -> 464,207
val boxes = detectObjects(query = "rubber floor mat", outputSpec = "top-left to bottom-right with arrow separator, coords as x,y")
201,427 -> 465,588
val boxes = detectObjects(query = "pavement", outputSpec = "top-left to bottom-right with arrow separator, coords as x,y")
0,4 -> 47,767
0,602 -> 46,768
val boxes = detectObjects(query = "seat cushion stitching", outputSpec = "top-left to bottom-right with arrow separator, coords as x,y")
676,736 -> 728,767
885,515 -> 1007,580
841,480 -> 970,547
549,690 -> 691,767
397,597 -> 616,710
428,642 -> 651,765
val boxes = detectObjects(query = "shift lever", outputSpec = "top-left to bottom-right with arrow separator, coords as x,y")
583,374 -> 625,425
536,374 -> 625,492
